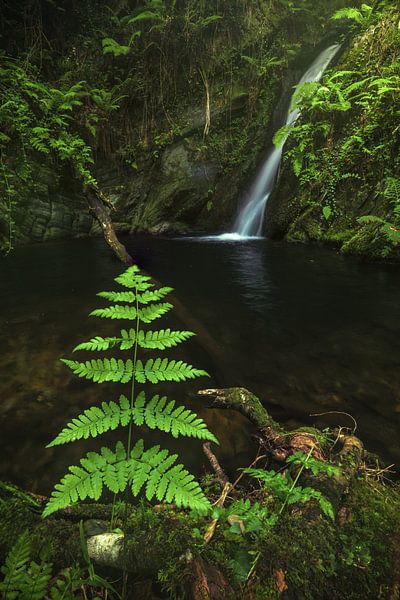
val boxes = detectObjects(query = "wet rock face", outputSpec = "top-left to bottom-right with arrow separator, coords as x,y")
18,198 -> 94,243
11,132 -> 222,244
12,162 -> 95,245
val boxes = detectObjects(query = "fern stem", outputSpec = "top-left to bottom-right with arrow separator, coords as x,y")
279,444 -> 314,515
122,282 -> 140,599
126,284 -> 140,458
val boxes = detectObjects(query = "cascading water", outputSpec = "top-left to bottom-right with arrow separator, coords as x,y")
221,43 -> 341,241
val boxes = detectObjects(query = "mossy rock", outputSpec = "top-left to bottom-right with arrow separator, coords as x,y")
341,221 -> 395,260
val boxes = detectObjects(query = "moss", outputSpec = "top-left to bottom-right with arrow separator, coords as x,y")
334,480 -> 400,599
286,206 -> 323,243
124,503 -> 196,583
322,228 -> 355,245
341,222 -> 393,259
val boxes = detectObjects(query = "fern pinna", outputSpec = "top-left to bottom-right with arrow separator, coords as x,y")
43,266 -> 217,518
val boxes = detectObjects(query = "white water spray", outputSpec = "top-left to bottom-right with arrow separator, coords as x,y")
225,43 -> 341,240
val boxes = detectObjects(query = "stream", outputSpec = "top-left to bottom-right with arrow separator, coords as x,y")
0,235 -> 399,493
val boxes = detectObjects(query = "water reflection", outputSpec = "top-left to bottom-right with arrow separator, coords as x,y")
0,236 -> 399,494
226,241 -> 275,315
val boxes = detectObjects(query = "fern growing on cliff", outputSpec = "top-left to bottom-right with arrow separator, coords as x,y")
43,265 -> 216,517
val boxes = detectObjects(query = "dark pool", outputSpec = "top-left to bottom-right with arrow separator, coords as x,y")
0,235 -> 399,493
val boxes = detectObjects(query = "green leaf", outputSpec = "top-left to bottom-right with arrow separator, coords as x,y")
134,358 -> 209,383
128,10 -> 163,25
90,305 -> 138,320
47,392 -> 217,446
43,441 -> 210,516
114,266 -> 152,289
61,358 -> 133,383
0,531 -> 31,599
97,287 -> 172,304
102,37 -> 130,57
322,205 -> 332,220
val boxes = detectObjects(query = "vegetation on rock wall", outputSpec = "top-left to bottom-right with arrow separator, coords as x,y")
1,0 -> 356,254
267,0 -> 400,259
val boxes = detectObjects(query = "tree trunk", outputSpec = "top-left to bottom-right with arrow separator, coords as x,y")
86,184 -> 133,265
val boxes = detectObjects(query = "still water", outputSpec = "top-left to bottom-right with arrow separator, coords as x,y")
0,235 -> 399,493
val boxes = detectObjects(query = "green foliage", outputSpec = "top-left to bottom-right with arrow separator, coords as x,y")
286,450 -> 341,477
322,205 -> 332,220
331,4 -> 374,27
243,457 -> 336,520
73,328 -> 194,352
43,439 -> 210,517
0,530 -> 118,599
44,265 -> 215,517
276,4 -> 400,252
102,38 -> 131,56
47,392 -> 218,446
384,176 -> 400,218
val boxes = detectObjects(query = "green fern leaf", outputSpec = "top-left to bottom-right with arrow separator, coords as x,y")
20,561 -> 52,600
141,394 -> 218,443
44,440 -> 210,516
73,336 -> 120,351
90,305 -> 138,320
0,530 -> 31,599
130,444 -> 210,511
138,302 -> 173,323
46,396 -> 131,446
97,291 -> 136,302
48,390 -> 217,447
134,358 -> 209,383
114,266 -> 152,289
97,287 -> 173,304
42,443 -> 129,517
138,329 -> 194,349
72,328 -> 194,352
61,358 -> 133,383
89,302 -> 172,322
331,7 -> 365,24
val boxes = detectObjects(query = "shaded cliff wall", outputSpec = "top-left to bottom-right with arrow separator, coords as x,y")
0,0 -> 354,250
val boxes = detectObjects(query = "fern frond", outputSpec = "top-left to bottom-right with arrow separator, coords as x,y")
62,357 -> 207,384
43,441 -> 210,517
137,329 -> 194,349
138,302 -> 173,323
73,328 -> 194,353
0,530 -> 31,599
130,443 -> 210,511
136,393 -> 217,443
134,358 -> 209,383
331,7 -> 365,24
97,291 -> 136,302
46,396 -> 131,446
73,336 -> 120,352
48,393 -> 217,447
114,266 -> 152,290
89,302 -> 172,322
90,305 -> 138,320
21,561 -> 52,600
97,287 -> 173,304
61,358 -> 133,383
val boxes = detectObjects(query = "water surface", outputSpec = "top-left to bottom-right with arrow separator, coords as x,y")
0,235 -> 399,492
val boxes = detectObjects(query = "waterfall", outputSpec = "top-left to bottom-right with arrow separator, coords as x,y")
222,43 -> 341,241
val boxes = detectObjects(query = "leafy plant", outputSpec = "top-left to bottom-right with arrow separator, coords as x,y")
243,447 -> 338,520
0,529 -> 118,599
102,37 -> 131,57
331,4 -> 374,28
43,265 -> 216,517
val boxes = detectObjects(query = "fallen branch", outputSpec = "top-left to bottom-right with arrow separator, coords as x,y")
86,184 -> 133,265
